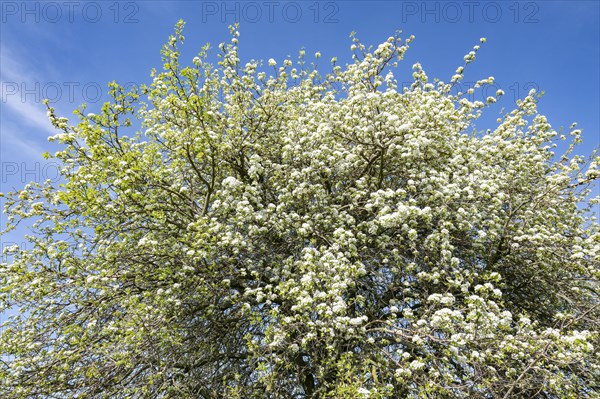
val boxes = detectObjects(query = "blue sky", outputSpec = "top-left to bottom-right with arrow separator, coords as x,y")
1,0 -> 599,253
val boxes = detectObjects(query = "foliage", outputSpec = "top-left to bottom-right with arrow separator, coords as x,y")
1,21 -> 599,398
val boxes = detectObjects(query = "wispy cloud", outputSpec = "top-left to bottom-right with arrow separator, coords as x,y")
1,45 -> 56,153
0,120 -> 48,160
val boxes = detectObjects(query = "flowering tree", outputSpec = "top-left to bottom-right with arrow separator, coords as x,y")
1,21 -> 599,398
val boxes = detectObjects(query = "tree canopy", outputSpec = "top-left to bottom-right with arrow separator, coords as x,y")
1,21 -> 599,398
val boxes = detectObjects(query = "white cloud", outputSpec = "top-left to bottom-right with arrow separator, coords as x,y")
1,45 -> 57,156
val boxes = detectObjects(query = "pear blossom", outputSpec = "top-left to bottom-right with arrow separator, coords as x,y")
0,20 -> 598,399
